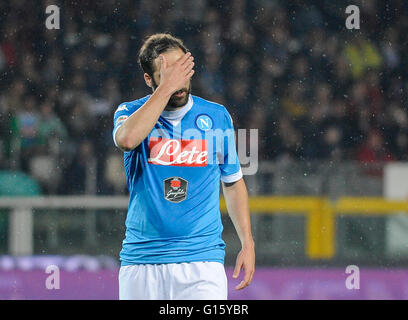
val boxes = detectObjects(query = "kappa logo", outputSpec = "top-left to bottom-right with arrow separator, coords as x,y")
115,104 -> 129,113
164,177 -> 188,203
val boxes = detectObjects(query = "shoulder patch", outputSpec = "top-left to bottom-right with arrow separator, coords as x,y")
116,115 -> 129,125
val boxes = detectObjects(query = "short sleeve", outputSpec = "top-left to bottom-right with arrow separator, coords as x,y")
112,103 -> 132,148
219,110 -> 242,183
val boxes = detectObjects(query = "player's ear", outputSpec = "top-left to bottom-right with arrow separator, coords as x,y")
144,73 -> 153,88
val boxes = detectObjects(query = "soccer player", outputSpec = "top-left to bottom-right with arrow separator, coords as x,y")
113,33 -> 255,300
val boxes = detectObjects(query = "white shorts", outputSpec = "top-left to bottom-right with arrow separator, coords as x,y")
118,261 -> 228,300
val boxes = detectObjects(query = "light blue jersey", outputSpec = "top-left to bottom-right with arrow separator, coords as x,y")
112,94 -> 242,266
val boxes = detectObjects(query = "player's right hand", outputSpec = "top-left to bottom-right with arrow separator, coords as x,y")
158,52 -> 195,94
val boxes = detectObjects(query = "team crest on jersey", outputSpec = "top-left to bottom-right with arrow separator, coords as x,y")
195,114 -> 213,131
164,177 -> 188,203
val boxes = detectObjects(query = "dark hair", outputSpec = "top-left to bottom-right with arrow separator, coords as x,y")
138,33 -> 188,77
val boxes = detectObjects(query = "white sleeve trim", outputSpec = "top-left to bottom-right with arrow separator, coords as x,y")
221,168 -> 243,183
113,124 -> 123,147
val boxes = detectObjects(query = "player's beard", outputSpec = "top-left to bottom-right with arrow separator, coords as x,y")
168,86 -> 191,108
152,78 -> 191,108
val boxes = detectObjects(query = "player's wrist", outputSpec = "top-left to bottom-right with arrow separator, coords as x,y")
241,237 -> 255,249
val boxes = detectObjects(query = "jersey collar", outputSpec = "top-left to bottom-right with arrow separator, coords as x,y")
161,94 -> 193,122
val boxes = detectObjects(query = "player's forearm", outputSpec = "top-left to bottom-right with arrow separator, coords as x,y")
222,178 -> 254,248
115,84 -> 173,151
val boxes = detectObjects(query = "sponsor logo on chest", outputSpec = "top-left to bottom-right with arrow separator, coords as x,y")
148,138 -> 208,166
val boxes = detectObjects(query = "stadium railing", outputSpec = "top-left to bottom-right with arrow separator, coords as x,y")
1,196 -> 407,260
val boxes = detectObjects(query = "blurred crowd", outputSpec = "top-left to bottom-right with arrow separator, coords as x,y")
0,0 -> 407,194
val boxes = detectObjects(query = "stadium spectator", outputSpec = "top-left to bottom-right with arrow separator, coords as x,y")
0,0 -> 406,194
